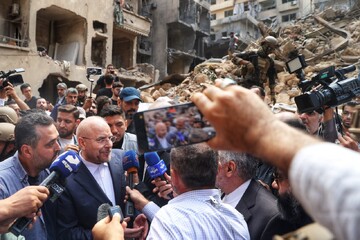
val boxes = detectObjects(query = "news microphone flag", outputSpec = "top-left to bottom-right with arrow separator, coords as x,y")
122,150 -> 139,174
144,152 -> 167,179
144,152 -> 173,199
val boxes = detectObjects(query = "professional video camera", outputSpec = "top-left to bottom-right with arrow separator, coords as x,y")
285,55 -> 360,114
0,68 -> 25,90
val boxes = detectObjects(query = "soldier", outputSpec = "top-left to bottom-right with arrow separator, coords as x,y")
232,36 -> 279,104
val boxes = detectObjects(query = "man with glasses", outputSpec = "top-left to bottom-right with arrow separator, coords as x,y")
56,116 -> 146,239
296,107 -> 338,143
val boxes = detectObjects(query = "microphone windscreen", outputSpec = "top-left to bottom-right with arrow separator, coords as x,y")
97,203 -> 111,222
122,150 -> 139,171
146,159 -> 167,179
49,150 -> 81,178
144,152 -> 161,166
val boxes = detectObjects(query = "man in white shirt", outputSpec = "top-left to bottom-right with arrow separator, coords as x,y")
56,116 -> 147,240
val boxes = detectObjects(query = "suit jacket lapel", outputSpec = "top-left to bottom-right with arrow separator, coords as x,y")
73,162 -> 110,204
235,179 -> 257,222
109,150 -> 126,206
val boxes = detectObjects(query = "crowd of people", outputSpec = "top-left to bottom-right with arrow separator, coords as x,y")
0,63 -> 359,240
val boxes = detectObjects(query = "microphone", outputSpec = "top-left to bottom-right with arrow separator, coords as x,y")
122,150 -> 139,217
97,203 -> 124,223
144,152 -> 173,199
97,203 -> 112,222
9,150 -> 81,236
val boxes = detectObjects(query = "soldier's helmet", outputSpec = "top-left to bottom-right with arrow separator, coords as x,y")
263,36 -> 279,49
0,106 -> 18,124
0,122 -> 15,142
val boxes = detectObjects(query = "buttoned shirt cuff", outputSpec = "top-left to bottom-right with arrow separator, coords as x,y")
142,201 -> 160,222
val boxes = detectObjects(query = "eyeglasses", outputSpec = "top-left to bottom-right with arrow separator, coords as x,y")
82,136 -> 116,144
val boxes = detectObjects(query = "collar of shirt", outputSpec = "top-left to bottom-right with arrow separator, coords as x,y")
222,179 -> 251,208
169,189 -> 221,204
80,153 -> 109,175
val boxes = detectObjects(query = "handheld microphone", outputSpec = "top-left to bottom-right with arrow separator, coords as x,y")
97,203 -> 124,223
122,150 -> 139,217
9,150 -> 81,236
144,152 -> 173,199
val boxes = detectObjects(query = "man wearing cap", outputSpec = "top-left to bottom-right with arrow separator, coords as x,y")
55,83 -> 67,106
76,84 -> 88,107
119,87 -> 142,135
0,107 -> 18,162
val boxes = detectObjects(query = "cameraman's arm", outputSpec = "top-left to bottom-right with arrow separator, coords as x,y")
5,85 -> 30,110
322,107 -> 338,143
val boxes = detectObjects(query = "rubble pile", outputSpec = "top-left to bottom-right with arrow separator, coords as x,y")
141,7 -> 360,106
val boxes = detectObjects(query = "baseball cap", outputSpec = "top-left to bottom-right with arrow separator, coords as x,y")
76,84 -> 88,91
120,87 -> 142,102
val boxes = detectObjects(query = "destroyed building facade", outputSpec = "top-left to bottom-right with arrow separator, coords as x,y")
0,0 -> 210,100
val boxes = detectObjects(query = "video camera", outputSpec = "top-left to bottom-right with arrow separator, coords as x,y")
0,68 -> 25,90
285,55 -> 360,114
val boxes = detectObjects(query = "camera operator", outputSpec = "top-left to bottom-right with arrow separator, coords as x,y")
93,64 -> 117,94
0,80 -> 30,112
296,107 -> 338,143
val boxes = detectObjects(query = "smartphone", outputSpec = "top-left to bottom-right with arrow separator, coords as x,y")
134,102 -> 216,154
86,67 -> 102,76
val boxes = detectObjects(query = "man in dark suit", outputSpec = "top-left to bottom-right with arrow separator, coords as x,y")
216,151 -> 292,240
56,116 -> 147,240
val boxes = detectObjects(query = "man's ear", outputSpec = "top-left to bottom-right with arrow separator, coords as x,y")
20,144 -> 33,159
226,161 -> 237,177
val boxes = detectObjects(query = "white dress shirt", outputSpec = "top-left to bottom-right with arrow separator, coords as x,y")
222,179 -> 251,208
81,156 -> 116,206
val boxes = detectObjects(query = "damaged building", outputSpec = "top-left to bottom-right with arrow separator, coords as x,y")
146,0 -> 211,79
208,0 -> 313,58
0,0 -> 212,101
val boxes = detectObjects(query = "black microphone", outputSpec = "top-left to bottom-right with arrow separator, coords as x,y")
122,150 -> 139,217
144,152 -> 173,199
97,203 -> 124,223
9,150 -> 81,236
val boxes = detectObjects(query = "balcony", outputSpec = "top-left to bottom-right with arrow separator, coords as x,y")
116,8 -> 152,37
278,1 -> 299,12
210,1 -> 233,12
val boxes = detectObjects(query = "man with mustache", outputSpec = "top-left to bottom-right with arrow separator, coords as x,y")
272,169 -> 313,228
56,105 -> 80,152
0,112 -> 61,240
118,87 -> 142,135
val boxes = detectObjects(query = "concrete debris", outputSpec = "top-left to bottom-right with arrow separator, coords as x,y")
140,7 -> 360,106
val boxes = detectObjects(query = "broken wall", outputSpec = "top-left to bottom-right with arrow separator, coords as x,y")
0,0 -> 115,98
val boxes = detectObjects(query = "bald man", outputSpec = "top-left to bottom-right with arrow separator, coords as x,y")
56,116 -> 146,239
148,122 -> 172,151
